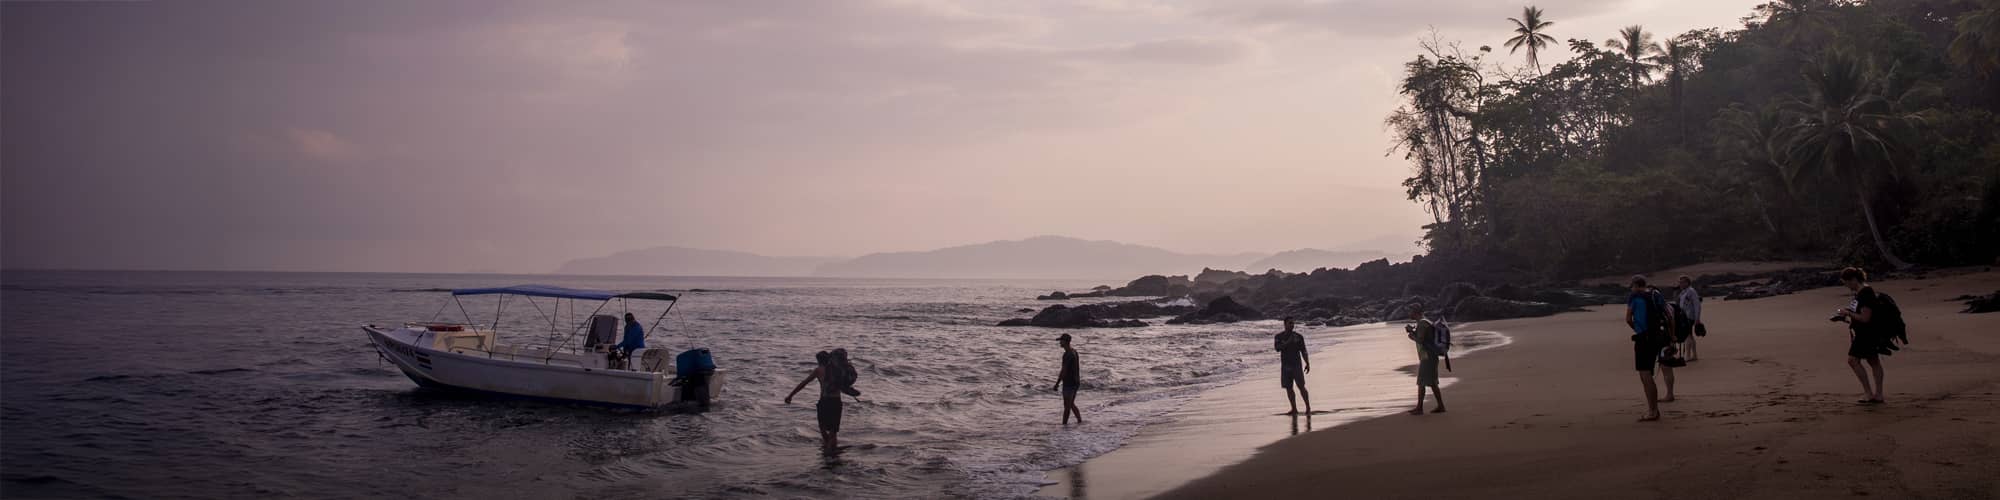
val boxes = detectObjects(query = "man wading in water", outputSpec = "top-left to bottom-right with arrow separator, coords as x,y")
786,350 -> 860,453
1051,333 -> 1083,424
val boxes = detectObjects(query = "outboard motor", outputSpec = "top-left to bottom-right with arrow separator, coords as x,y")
672,348 -> 717,406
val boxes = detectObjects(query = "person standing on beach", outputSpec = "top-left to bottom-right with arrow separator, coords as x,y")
1274,317 -> 1312,416
1051,333 -> 1084,424
1676,275 -> 1703,362
784,351 -> 846,453
1406,306 -> 1446,415
1627,276 -> 1676,421
1836,267 -> 1889,404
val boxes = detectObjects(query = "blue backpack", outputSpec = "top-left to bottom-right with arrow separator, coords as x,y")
676,348 -> 716,376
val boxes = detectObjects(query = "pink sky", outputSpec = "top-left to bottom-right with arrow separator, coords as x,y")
3,0 -> 1765,272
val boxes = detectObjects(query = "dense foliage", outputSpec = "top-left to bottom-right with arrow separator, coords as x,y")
1389,0 -> 2000,279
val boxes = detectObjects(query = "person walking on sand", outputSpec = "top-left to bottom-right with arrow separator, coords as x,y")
784,351 -> 849,453
1836,267 -> 1890,405
1627,276 -> 1676,421
1676,275 -> 1703,362
1406,306 -> 1446,415
1274,317 -> 1312,416
1050,334 -> 1083,424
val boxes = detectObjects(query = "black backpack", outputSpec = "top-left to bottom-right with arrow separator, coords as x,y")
1876,292 -> 1909,345
1641,290 -> 1670,339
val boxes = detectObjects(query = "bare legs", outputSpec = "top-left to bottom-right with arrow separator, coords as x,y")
1848,356 -> 1886,403
1284,385 -> 1311,415
1638,371 -> 1661,421
1411,385 -> 1446,415
1659,364 -> 1677,402
1685,335 -> 1698,362
1061,389 -> 1083,424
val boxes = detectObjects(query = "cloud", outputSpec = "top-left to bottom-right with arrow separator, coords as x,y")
1202,0 -> 1632,38
285,128 -> 359,160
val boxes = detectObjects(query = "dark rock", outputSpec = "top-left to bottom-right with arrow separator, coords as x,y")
1037,291 -> 1070,300
1015,308 -> 1036,313
1167,296 -> 1264,325
1486,283 -> 1529,301
1092,285 -> 1114,291
1194,268 -> 1252,285
1437,282 -> 1483,309
997,300 -> 1194,328
1962,290 -> 2000,314
1452,296 -> 1564,321
1112,275 -> 1175,297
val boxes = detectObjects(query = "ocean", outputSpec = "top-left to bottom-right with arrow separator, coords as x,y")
0,271 -> 1470,499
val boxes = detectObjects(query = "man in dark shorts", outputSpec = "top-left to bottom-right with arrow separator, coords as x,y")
1274,317 -> 1311,415
784,351 -> 846,453
1050,334 -> 1083,424
1626,276 -> 1675,421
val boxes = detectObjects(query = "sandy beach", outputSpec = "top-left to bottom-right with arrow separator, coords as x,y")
1146,269 -> 2000,500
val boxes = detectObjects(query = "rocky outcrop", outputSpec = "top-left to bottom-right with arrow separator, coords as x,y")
997,300 -> 1196,328
1166,296 -> 1264,325
1037,291 -> 1070,300
1451,296 -> 1564,321
1437,282 -> 1483,309
1107,274 -> 1194,297
1194,268 -> 1253,285
1959,290 -> 2000,313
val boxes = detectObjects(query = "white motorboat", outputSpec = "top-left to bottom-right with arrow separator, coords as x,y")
363,285 -> 722,409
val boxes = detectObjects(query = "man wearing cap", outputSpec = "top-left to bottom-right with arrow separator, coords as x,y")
1274,317 -> 1312,415
1050,333 -> 1083,424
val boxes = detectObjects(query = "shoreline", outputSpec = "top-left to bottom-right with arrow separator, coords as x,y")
1037,321 -> 1514,499
1151,270 -> 2000,500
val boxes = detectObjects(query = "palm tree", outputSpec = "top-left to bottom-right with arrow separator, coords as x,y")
1950,0 -> 2000,77
1758,0 -> 1838,45
1713,103 -> 1791,236
1649,39 -> 1695,142
1779,50 -> 1925,269
1604,25 -> 1659,90
1505,6 -> 1558,74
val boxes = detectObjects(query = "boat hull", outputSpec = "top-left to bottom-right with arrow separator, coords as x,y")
364,326 -> 722,408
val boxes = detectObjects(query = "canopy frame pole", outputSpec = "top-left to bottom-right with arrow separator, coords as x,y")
522,295 -> 556,338
643,296 -> 679,344
454,296 -> 475,326
547,299 -> 610,363
491,294 -> 508,335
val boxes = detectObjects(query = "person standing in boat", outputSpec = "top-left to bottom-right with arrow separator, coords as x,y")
785,351 -> 849,453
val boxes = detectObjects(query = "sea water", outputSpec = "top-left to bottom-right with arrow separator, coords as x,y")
0,271 -> 1486,499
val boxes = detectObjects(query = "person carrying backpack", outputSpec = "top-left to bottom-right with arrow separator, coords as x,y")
1626,276 -> 1677,422
1405,305 -> 1447,415
1833,267 -> 1899,405
784,349 -> 860,454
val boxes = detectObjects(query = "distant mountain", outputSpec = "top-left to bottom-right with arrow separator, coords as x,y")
811,236 -> 1267,280
1243,248 -> 1406,273
555,246 -> 838,277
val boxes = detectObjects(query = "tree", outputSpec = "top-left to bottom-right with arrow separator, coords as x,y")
1389,37 -> 1489,249
1950,0 -> 2000,77
1605,25 -> 1660,90
1756,0 -> 1840,45
1779,50 -> 1926,269
1505,6 -> 1558,74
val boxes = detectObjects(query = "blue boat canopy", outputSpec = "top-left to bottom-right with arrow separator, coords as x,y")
451,285 -> 676,301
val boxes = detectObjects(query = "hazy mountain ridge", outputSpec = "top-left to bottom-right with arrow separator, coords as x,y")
810,236 -> 1267,280
554,246 -> 840,277
560,236 -> 1408,279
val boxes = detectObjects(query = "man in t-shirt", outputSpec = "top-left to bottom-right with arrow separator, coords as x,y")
1274,317 -> 1312,415
1626,276 -> 1674,422
1050,333 -> 1083,424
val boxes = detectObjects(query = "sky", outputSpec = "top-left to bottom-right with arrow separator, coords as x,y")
2,0 -> 1765,273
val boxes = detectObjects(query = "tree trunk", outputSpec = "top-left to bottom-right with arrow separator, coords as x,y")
1751,190 -> 1780,236
1856,187 -> 1913,269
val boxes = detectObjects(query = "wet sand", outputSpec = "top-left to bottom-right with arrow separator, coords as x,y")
1039,322 -> 1512,499
1152,269 -> 2000,500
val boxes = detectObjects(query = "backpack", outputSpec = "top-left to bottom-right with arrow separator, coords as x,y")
827,356 -> 862,397
1634,290 -> 1670,341
1875,292 -> 1909,345
1429,319 -> 1453,354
